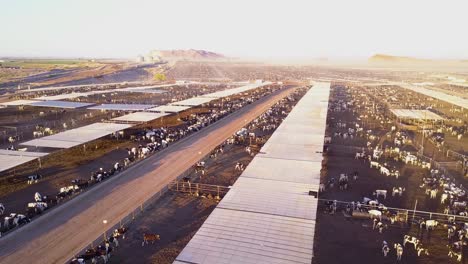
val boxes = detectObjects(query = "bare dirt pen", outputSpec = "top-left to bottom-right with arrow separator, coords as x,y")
314,85 -> 467,264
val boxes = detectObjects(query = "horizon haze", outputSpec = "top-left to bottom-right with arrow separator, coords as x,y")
1,0 -> 468,60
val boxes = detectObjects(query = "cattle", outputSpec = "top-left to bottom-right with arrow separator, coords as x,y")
373,190 -> 387,199
4,213 -> 30,229
71,179 -> 89,189
27,202 -> 48,215
380,167 -> 391,176
142,233 -> 160,246
34,192 -> 42,202
113,227 -> 128,239
448,246 -> 462,262
416,245 -> 429,257
403,235 -> 419,250
0,203 -> 5,215
392,187 -> 405,197
394,243 -> 403,261
27,174 -> 42,184
425,220 -> 438,230
382,241 -> 390,257
355,152 -> 366,159
368,209 -> 382,220
370,161 -> 380,169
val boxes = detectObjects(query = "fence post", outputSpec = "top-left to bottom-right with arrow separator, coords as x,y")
412,200 -> 418,223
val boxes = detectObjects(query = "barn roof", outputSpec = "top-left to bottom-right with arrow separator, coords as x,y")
0,150 -> 48,173
21,122 -> 131,148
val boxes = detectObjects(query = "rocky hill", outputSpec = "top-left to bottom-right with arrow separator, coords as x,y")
149,49 -> 225,61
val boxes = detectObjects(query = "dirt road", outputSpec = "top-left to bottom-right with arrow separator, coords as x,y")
0,87 -> 295,264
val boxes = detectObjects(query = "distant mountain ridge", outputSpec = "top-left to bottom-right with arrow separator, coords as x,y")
369,54 -> 430,64
149,49 -> 225,61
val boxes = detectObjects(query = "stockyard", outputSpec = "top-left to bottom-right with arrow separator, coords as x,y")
314,83 -> 467,264
0,81 -> 278,222
0,77 -> 466,264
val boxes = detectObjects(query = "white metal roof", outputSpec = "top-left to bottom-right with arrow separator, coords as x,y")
115,88 -> 167,94
21,122 -> 131,148
258,143 -> 324,162
170,97 -> 214,106
20,139 -> 82,149
110,112 -> 169,123
0,149 -> 48,172
35,90 -> 115,101
175,208 -> 315,264
200,84 -> 266,98
29,100 -> 95,109
240,157 -> 321,185
146,105 -> 191,113
267,131 -> 325,146
0,149 -> 48,157
0,100 -> 39,106
0,155 -> 40,173
218,177 -> 318,219
36,92 -> 90,101
399,83 -> 468,109
390,109 -> 444,120
114,85 -> 172,94
88,104 -> 157,111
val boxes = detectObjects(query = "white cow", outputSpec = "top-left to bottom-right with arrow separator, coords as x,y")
370,161 -> 380,169
441,193 -> 448,204
449,248 -> 462,262
0,203 -> 5,215
394,243 -> 403,261
425,220 -> 438,230
392,187 -> 405,197
28,202 -> 48,212
391,170 -> 400,179
369,209 -> 382,220
380,167 -> 391,176
355,152 -> 366,159
403,235 -> 419,249
416,245 -> 429,256
382,241 -> 390,257
34,192 -> 42,202
374,190 -> 387,199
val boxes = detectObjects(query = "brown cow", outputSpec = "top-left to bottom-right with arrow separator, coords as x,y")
142,233 -> 160,246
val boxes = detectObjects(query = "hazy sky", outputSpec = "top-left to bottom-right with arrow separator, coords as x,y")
1,0 -> 467,59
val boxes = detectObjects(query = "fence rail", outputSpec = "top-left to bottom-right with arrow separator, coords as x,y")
318,198 -> 468,224
168,180 -> 230,198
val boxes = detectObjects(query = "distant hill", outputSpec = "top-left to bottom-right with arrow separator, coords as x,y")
368,54 -> 430,64
149,49 -> 226,61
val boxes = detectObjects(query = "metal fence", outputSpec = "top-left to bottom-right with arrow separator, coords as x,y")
447,149 -> 467,162
318,198 -> 468,225
168,180 -> 230,198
